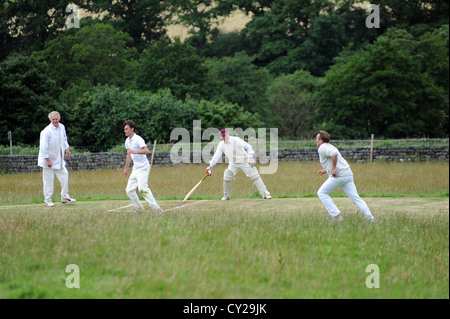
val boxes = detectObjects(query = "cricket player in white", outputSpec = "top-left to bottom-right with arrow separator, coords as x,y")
38,111 -> 76,207
206,129 -> 271,200
316,130 -> 374,221
123,120 -> 162,213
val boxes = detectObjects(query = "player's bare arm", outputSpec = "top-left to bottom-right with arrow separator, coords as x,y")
123,153 -> 132,177
332,155 -> 338,177
127,146 -> 150,155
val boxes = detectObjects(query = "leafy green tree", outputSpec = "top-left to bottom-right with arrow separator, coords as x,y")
34,23 -> 139,91
136,37 -> 207,100
90,0 -> 167,52
234,0 -> 275,17
0,53 -> 60,145
70,86 -> 200,146
240,0 -> 335,70
201,31 -> 253,59
376,0 -> 449,35
196,99 -> 263,131
319,28 -> 449,138
0,1 -> 15,61
72,23 -> 139,87
281,13 -> 349,76
267,70 -> 323,138
203,52 -> 272,121
167,0 -> 234,51
136,90 -> 199,142
1,0 -> 92,58
33,34 -> 84,90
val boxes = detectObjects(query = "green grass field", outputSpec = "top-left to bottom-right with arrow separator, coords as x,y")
0,162 -> 448,299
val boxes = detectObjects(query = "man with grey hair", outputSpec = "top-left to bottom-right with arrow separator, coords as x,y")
206,129 -> 271,200
38,111 -> 76,207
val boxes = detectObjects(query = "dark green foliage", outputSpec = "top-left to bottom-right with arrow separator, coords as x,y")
203,52 -> 272,121
136,37 -> 207,100
0,54 -> 60,145
90,0 -> 167,52
195,99 -> 263,131
0,0 -> 448,146
267,70 -> 323,138
319,28 -> 449,139
34,23 -> 139,91
167,0 -> 234,51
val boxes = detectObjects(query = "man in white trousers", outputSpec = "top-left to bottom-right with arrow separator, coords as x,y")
206,129 -> 271,200
38,111 -> 76,207
122,120 -> 163,213
316,130 -> 374,221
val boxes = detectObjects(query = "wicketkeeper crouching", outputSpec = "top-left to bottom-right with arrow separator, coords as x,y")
206,129 -> 271,200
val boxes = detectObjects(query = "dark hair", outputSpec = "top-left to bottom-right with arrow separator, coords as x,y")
123,120 -> 136,132
317,130 -> 331,143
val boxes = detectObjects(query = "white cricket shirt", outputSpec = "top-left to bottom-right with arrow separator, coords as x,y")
125,133 -> 149,168
318,143 -> 353,177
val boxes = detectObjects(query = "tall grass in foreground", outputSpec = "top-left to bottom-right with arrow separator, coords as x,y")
0,198 -> 448,298
0,162 -> 448,206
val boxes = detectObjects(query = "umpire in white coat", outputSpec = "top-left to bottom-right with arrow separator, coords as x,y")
316,130 -> 374,221
206,129 -> 271,200
38,111 -> 76,207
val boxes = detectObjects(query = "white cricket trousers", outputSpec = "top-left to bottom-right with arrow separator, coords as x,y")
317,175 -> 373,219
126,163 -> 159,211
43,166 -> 69,203
226,162 -> 258,179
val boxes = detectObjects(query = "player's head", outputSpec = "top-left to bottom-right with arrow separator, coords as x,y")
316,130 -> 330,146
219,129 -> 230,142
48,111 -> 61,127
123,120 -> 136,137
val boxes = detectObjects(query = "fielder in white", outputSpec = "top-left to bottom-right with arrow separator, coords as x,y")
122,120 -> 163,213
316,130 -> 374,221
37,111 -> 76,207
206,129 -> 271,200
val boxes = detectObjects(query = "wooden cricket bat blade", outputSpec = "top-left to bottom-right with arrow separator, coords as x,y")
183,174 -> 208,203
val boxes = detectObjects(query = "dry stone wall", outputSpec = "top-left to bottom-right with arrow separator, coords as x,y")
1,146 -> 448,174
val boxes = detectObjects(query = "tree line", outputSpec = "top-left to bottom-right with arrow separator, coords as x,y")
0,0 -> 448,147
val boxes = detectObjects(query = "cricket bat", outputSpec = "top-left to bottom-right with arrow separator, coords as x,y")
183,173 -> 209,203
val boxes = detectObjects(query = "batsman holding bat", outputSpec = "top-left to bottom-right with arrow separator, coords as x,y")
206,129 -> 271,200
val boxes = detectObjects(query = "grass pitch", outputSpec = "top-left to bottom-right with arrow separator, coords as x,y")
0,162 -> 448,299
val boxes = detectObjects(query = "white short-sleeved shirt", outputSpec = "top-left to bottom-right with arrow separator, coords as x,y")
318,143 -> 353,177
125,134 -> 149,168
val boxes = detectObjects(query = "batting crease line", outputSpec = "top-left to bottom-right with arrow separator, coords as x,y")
107,200 -> 209,213
163,200 -> 210,212
107,201 -> 144,212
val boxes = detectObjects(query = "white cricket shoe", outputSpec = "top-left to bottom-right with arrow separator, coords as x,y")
62,197 -> 77,204
221,195 -> 230,200
44,201 -> 55,207
331,215 -> 344,222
